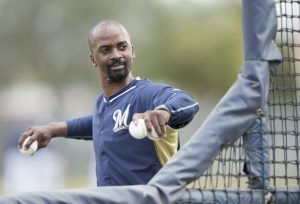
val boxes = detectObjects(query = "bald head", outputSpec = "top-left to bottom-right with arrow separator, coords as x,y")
87,20 -> 135,84
88,20 -> 132,52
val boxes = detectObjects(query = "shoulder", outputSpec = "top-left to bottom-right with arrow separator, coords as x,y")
95,92 -> 104,105
135,78 -> 174,91
134,78 -> 180,105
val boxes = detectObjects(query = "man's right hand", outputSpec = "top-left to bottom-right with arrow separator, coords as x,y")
18,122 -> 67,151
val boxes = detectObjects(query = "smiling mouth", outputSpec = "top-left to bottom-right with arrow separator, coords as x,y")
110,64 -> 124,69
109,63 -> 126,70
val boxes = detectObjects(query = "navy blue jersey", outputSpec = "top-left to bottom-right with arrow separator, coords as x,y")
67,78 -> 199,186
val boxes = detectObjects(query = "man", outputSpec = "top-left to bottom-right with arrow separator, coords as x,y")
0,0 -> 284,203
18,20 -> 199,187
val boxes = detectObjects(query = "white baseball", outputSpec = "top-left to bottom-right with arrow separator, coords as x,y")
147,127 -> 161,140
20,137 -> 38,156
129,118 -> 162,140
129,118 -> 147,139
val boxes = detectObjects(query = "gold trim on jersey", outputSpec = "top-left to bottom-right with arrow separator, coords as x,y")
153,126 -> 178,166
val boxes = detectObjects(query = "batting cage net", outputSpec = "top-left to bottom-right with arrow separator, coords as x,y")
180,0 -> 300,203
269,0 -> 300,190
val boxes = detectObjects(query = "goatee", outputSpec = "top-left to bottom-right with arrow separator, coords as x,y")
107,66 -> 129,82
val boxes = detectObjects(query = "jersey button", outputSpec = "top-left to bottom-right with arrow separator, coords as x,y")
100,130 -> 104,135
101,155 -> 107,160
106,178 -> 112,185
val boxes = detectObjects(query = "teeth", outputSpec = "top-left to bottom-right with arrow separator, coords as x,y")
111,64 -> 123,68
108,63 -> 125,69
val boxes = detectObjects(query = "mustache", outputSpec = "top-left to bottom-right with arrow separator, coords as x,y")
107,58 -> 125,67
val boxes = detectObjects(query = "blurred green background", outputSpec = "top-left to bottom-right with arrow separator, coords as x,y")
0,0 -> 243,193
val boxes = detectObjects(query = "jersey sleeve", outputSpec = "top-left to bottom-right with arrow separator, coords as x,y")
157,89 -> 199,129
66,115 -> 93,140
141,84 -> 199,129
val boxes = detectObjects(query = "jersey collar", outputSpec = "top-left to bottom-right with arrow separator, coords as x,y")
103,77 -> 140,103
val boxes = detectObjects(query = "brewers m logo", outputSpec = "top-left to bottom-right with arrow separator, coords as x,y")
112,104 -> 131,133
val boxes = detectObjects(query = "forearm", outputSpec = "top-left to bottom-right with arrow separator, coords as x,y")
48,122 -> 68,138
158,93 -> 199,129
18,121 -> 68,150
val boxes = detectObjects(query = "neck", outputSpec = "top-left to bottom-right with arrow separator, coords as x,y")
101,74 -> 135,97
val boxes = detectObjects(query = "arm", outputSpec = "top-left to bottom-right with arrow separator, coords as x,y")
18,121 -> 68,150
156,90 -> 199,129
66,115 -> 93,140
18,115 -> 93,151
133,87 -> 199,137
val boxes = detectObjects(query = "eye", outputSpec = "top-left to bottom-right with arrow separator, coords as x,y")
99,46 -> 111,54
118,43 -> 128,51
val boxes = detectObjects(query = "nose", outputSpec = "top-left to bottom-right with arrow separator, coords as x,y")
110,48 -> 121,60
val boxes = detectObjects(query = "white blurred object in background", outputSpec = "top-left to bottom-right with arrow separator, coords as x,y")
3,147 -> 66,193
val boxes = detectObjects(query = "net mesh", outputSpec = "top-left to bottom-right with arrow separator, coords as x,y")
270,0 -> 300,188
186,0 -> 300,203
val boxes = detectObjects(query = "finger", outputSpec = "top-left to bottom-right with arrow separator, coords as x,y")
151,111 -> 167,137
157,116 -> 167,136
132,113 -> 144,124
18,128 -> 34,148
23,136 -> 35,150
25,131 -> 40,149
151,118 -> 163,137
143,117 -> 153,133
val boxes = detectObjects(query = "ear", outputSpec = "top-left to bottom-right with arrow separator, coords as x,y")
131,45 -> 135,58
90,53 -> 97,67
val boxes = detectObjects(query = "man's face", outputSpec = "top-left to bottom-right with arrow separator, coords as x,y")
90,25 -> 135,83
